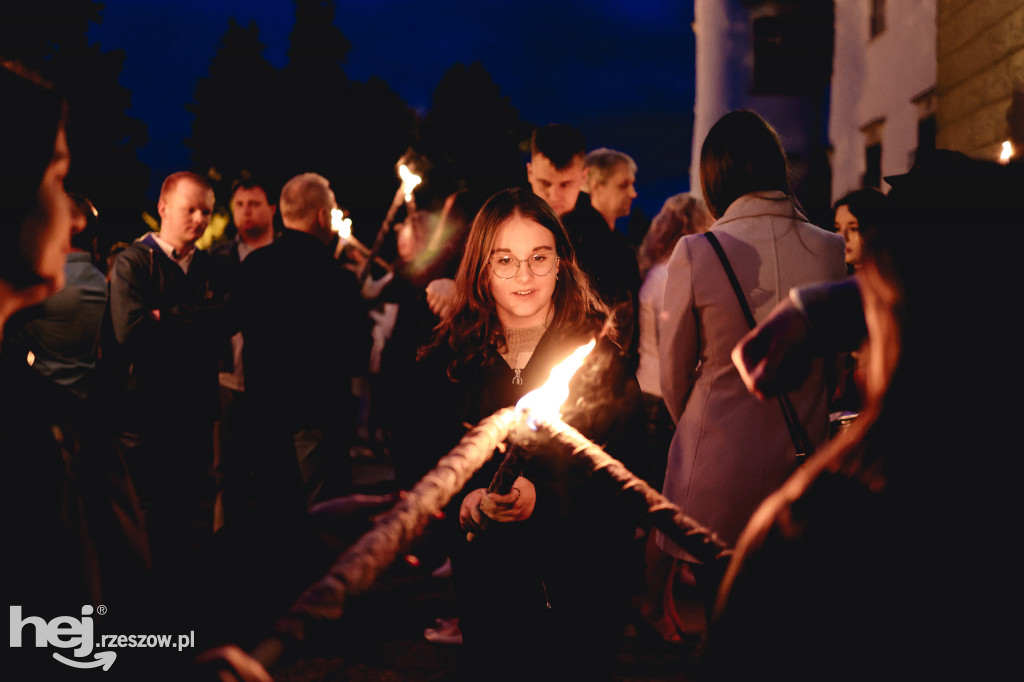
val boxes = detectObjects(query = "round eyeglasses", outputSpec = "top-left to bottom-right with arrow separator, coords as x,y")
488,252 -> 559,279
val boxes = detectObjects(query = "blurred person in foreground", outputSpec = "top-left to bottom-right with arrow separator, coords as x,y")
1,59 -> 272,682
714,150 -> 1023,680
3,193 -> 106,401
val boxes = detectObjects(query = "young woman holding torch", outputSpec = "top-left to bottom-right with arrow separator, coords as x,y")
414,187 -> 644,680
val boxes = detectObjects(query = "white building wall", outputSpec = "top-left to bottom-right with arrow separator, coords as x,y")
690,0 -> 751,195
691,0 -> 833,225
830,0 -> 937,200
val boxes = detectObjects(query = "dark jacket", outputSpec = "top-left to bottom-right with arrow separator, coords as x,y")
562,193 -> 641,366
108,234 -> 221,426
3,350 -> 152,679
412,326 -> 645,680
230,228 -> 370,431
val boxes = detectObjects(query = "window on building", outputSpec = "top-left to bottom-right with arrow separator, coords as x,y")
912,87 -> 937,166
749,2 -> 834,95
915,116 -> 936,164
864,143 -> 882,188
870,0 -> 887,39
861,118 -> 885,189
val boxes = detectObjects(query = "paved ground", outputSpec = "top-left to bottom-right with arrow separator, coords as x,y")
262,457 -> 711,682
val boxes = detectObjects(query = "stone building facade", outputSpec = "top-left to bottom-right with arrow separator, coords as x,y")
935,0 -> 1023,161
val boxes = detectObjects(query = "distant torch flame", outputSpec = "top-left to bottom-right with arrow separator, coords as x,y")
515,339 -> 596,430
331,208 -> 352,241
398,164 -> 422,202
1000,140 -> 1014,165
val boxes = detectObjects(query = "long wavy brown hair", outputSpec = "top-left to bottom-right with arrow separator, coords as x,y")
424,187 -> 611,380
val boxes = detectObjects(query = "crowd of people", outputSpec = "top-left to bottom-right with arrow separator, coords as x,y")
4,56 -> 1023,681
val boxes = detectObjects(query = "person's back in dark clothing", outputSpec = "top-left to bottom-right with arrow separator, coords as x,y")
563,192 -> 641,365
231,228 -> 370,510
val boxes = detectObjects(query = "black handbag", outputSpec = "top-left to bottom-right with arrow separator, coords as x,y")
704,232 -> 812,462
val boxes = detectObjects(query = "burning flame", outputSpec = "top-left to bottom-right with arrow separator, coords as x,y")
331,208 -> 352,240
514,339 -> 596,430
1000,140 -> 1014,165
398,164 -> 422,202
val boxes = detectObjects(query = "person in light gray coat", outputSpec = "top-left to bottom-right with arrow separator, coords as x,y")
657,111 -> 846,586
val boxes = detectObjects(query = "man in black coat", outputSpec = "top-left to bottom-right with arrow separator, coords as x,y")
108,171 -> 222,573
230,172 -> 370,517
208,176 -> 280,530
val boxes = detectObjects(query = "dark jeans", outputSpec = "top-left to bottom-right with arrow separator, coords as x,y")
117,421 -> 215,577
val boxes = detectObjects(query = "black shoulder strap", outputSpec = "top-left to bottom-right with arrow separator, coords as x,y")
705,232 -> 757,329
704,232 -> 812,460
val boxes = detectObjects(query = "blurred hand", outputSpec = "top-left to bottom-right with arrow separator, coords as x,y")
426,278 -> 455,319
360,271 -> 393,299
345,247 -> 368,268
193,645 -> 272,682
731,298 -> 813,401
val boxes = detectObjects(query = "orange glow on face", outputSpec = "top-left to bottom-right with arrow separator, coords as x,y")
514,339 -> 596,429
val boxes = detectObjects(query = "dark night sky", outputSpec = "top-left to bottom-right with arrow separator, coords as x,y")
88,0 -> 697,219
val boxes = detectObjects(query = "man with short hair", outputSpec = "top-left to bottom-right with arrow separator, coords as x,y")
231,172 -> 370,514
527,125 -> 641,365
222,178 -> 277,256
210,176 -> 279,371
526,124 -> 590,218
585,148 -> 638,231
109,170 -> 222,571
209,177 -> 279,529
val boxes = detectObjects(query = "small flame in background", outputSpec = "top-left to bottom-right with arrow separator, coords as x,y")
515,339 -> 596,431
331,208 -> 352,240
999,140 -> 1014,165
398,164 -> 422,202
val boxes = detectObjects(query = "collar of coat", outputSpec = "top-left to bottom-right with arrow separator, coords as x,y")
714,191 -> 808,227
